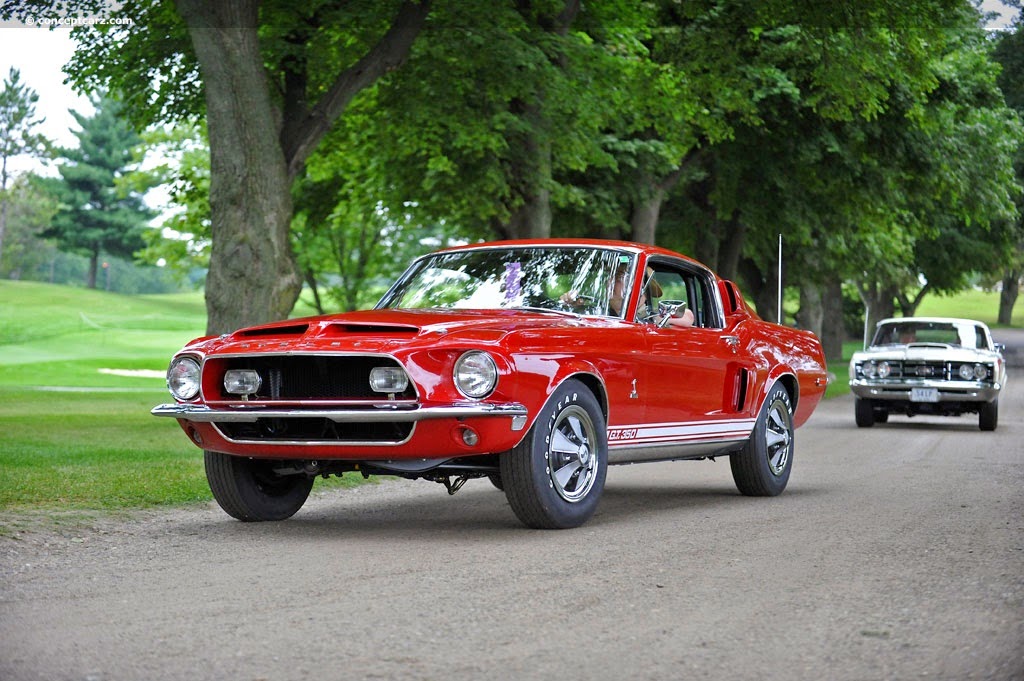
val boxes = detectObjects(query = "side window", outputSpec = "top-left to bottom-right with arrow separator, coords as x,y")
975,326 -> 989,350
647,262 -> 722,329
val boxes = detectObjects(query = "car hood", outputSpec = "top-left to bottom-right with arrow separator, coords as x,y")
851,344 -> 996,363
182,308 -> 614,356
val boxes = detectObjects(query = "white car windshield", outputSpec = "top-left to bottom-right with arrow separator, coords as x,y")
872,321 -> 984,349
379,246 -> 636,318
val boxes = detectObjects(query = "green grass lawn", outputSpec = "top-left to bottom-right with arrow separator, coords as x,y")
0,281 -> 371,532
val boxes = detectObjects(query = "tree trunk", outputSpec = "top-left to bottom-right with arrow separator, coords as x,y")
717,213 -> 746,282
0,158 -> 8,267
177,0 -> 301,335
820,279 -> 845,366
998,269 -> 1019,326
796,282 -> 824,336
86,249 -> 98,289
738,257 -> 779,324
856,282 -> 897,347
630,192 -> 660,245
895,283 -> 931,318
630,166 -> 685,245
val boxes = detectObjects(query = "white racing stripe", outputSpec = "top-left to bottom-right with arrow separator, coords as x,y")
607,418 -> 757,448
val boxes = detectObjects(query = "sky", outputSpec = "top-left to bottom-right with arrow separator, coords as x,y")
0,1 -> 1020,189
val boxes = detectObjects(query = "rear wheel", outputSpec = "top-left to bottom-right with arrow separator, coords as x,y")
204,451 -> 314,521
854,397 -> 875,428
731,383 -> 794,496
500,379 -> 607,529
979,399 -> 998,431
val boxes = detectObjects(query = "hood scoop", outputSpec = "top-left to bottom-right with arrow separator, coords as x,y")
236,323 -> 310,338
326,323 -> 420,335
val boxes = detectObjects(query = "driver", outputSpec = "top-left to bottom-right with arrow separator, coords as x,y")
611,267 -> 694,327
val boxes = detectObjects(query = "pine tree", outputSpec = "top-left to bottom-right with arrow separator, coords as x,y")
44,95 -> 153,288
0,67 -> 49,267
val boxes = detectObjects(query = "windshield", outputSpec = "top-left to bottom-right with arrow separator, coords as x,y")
378,246 -> 636,318
871,321 -> 975,348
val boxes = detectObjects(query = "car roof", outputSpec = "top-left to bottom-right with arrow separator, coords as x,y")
875,317 -> 990,329
433,238 -> 712,272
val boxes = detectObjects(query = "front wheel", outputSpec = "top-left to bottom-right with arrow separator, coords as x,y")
979,399 -> 998,431
731,383 -> 794,496
854,397 -> 875,428
204,451 -> 314,521
500,379 -> 607,529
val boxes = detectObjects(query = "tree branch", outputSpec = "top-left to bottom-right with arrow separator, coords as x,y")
281,0 -> 431,180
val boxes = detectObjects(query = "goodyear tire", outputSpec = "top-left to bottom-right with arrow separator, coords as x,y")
731,383 -> 794,497
500,379 -> 607,529
204,451 -> 314,521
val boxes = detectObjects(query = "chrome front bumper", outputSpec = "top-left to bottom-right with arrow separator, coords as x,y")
849,379 -> 1001,403
152,402 -> 529,430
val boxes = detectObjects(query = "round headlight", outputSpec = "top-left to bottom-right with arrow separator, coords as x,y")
454,351 -> 498,399
974,364 -> 988,380
863,362 -> 878,379
959,364 -> 974,380
167,357 -> 201,401
877,361 -> 891,378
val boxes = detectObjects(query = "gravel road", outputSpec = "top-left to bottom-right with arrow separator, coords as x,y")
2,343 -> 1022,681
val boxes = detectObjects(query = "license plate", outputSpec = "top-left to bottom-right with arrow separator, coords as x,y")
911,388 -> 939,403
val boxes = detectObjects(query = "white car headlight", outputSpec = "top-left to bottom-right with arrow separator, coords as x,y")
167,357 -> 201,401
973,364 -> 988,380
863,362 -> 878,379
959,364 -> 974,380
454,351 -> 498,399
877,361 -> 891,378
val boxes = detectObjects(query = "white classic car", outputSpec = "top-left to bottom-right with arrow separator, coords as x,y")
849,317 -> 1007,431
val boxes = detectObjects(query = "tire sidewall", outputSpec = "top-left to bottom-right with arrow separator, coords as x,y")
759,385 -> 794,493
205,451 -> 313,521
732,383 -> 794,496
503,378 -> 608,529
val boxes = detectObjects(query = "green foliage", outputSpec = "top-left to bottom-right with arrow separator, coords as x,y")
25,0 -> 1022,330
41,95 -> 156,288
0,66 -> 52,267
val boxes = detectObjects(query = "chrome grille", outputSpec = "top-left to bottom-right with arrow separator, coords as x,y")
205,355 -> 416,401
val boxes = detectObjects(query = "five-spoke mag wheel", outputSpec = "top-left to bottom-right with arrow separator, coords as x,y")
500,378 -> 607,529
731,382 -> 794,496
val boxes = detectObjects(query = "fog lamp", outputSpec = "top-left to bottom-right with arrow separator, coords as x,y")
224,369 -> 262,396
461,427 -> 480,447
369,367 -> 410,393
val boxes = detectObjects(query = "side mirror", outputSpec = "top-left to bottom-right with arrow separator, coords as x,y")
656,300 -> 688,328
994,342 -> 1005,354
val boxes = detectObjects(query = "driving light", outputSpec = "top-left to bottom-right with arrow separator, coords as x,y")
974,364 -> 988,380
224,369 -> 262,396
369,366 -> 410,393
959,364 -> 974,380
454,351 -> 498,399
167,357 -> 201,401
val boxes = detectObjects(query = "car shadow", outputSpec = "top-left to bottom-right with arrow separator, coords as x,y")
171,477 -> 827,539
